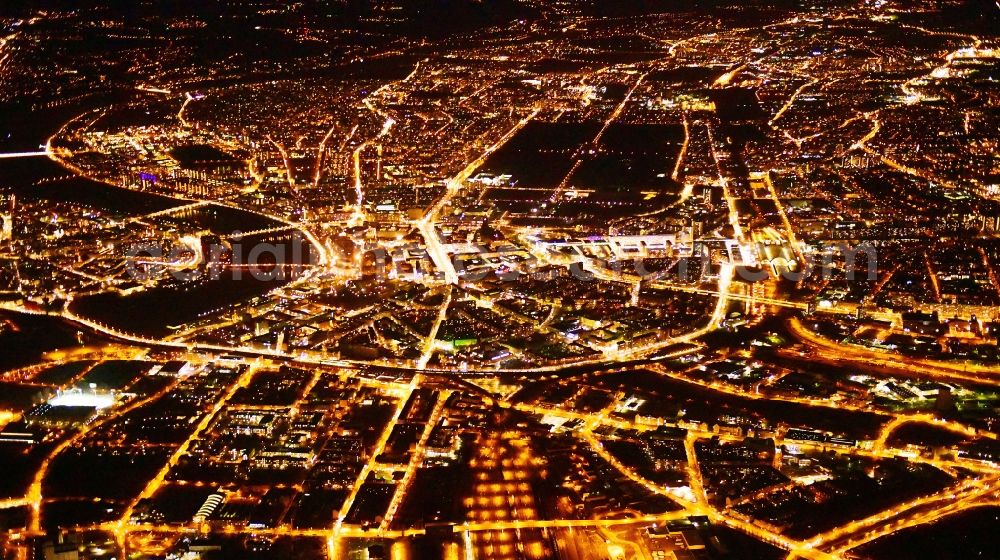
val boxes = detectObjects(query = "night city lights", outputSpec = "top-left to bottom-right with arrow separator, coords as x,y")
1,1 -> 1000,559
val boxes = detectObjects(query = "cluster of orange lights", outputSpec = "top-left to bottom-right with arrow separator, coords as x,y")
464,434 -> 548,560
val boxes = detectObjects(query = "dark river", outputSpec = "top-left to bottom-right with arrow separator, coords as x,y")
0,95 -> 300,338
